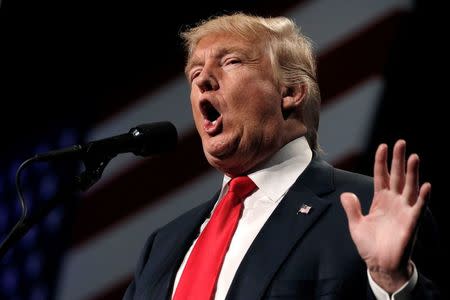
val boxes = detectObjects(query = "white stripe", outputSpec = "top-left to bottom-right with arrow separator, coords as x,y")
56,0 -> 407,298
319,77 -> 383,161
287,0 -> 411,51
88,76 -> 192,142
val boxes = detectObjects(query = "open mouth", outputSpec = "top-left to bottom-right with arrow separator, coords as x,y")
200,100 -> 223,135
201,101 -> 220,122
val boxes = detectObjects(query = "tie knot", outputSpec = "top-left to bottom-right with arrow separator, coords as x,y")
228,176 -> 257,200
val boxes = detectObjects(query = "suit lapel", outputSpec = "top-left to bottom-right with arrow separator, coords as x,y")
226,157 -> 335,300
140,192 -> 220,300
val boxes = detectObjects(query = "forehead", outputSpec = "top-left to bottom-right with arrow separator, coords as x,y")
196,33 -> 251,50
189,33 -> 262,63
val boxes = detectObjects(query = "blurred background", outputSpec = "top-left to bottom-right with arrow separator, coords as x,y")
0,0 -> 447,299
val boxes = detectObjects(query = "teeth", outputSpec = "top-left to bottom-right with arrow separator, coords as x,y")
212,120 -> 217,125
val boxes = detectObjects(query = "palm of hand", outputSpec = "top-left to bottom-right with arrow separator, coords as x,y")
349,189 -> 419,272
341,140 -> 430,289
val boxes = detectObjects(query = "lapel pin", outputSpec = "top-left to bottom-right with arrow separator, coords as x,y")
297,203 -> 312,215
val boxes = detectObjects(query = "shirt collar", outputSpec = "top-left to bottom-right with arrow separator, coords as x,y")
222,137 -> 312,202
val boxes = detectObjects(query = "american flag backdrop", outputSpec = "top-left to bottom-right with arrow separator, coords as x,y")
0,129 -> 82,300
1,0 -> 447,299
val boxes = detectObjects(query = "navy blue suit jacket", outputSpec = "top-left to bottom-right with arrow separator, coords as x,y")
123,156 -> 441,299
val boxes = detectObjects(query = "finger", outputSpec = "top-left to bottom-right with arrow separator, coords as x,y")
390,139 -> 406,193
374,143 -> 389,192
410,182 -> 431,225
415,182 -> 431,211
404,154 -> 419,205
340,193 -> 363,227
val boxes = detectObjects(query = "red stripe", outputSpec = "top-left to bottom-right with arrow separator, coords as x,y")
70,10 -> 407,248
334,151 -> 363,171
319,10 -> 406,106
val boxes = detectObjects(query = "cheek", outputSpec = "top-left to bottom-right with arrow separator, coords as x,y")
190,90 -> 197,107
190,93 -> 201,117
247,90 -> 281,119
192,107 -> 203,125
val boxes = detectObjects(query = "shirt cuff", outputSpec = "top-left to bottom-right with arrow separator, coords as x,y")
367,262 -> 418,300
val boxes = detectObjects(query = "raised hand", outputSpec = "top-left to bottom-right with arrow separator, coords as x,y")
340,140 -> 431,292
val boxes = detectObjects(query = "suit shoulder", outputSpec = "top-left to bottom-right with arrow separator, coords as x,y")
311,155 -> 372,189
333,167 -> 373,188
331,167 -> 374,212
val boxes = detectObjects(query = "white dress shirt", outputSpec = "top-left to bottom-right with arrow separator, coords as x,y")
172,137 -> 416,299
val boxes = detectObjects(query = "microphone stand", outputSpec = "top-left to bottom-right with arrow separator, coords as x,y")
0,154 -> 114,259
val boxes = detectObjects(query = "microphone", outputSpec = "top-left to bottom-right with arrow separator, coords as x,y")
33,121 -> 178,161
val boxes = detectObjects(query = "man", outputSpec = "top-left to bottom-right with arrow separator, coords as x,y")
123,13 -> 440,299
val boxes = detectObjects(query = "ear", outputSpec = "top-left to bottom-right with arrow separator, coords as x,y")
281,84 -> 306,115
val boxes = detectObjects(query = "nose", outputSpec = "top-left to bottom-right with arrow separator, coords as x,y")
195,70 -> 219,93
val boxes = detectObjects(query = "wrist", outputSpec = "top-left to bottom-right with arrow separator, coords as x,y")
368,261 -> 413,294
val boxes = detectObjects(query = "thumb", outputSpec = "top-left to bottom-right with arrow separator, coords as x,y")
340,192 -> 362,226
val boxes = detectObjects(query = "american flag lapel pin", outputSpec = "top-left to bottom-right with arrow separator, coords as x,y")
297,203 -> 312,215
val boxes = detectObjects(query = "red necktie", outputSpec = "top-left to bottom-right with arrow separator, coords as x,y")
173,176 -> 257,300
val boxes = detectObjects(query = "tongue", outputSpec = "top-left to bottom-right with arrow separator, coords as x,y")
204,115 -> 223,135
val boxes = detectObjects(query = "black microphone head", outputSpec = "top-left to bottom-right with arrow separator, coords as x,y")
129,121 -> 178,156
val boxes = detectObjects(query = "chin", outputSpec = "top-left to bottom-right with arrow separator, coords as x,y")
206,153 -> 251,177
203,137 -> 236,160
202,135 -> 247,173
205,153 -> 232,172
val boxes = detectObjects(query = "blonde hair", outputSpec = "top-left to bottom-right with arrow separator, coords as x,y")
181,13 -> 321,150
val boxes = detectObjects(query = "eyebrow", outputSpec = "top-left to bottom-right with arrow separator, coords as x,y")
185,45 -> 252,76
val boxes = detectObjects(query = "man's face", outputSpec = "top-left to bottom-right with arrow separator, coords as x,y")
187,33 -> 286,176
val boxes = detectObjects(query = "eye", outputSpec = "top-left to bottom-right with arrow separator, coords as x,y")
190,69 -> 201,82
224,58 -> 241,66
